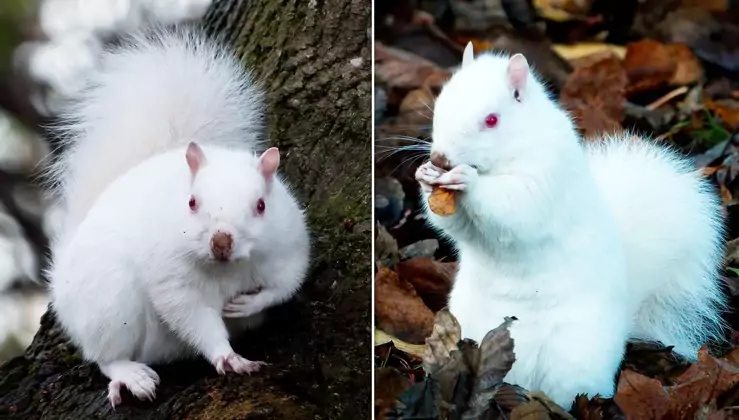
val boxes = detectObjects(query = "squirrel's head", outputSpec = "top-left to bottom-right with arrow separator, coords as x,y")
430,44 -> 557,173
184,142 -> 279,263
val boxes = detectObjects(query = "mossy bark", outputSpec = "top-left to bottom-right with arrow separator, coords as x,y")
0,0 -> 372,418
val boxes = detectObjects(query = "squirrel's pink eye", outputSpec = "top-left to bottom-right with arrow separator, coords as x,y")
189,196 -> 197,211
484,113 -> 499,128
256,198 -> 265,215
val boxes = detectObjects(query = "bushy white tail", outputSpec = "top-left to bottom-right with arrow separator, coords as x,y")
587,136 -> 728,359
44,26 -> 264,242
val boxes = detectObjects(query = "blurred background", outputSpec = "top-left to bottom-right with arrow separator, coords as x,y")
0,0 -> 213,364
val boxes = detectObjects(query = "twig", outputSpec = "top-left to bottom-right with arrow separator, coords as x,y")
646,86 -> 689,111
415,11 -> 465,55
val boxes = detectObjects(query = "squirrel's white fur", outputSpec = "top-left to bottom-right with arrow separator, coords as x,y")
46,28 -> 310,407
416,44 -> 726,407
45,27 -> 264,245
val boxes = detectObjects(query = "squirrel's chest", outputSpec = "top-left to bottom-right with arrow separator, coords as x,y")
448,260 -> 562,343
206,265 -> 259,301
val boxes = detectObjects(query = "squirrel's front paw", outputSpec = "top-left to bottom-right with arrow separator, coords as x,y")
416,161 -> 444,192
213,352 -> 267,375
222,288 -> 262,318
430,164 -> 478,191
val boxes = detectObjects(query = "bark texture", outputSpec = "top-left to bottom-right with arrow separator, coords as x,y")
0,0 -> 371,418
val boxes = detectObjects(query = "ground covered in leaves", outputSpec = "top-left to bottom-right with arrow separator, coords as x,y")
374,0 -> 739,418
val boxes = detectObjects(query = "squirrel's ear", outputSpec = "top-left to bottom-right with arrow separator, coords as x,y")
462,42 -> 474,69
507,53 -> 529,102
186,142 -> 207,177
258,147 -> 280,182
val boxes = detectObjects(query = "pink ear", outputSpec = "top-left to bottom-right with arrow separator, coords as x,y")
258,147 -> 280,181
507,53 -> 529,101
186,142 -> 207,177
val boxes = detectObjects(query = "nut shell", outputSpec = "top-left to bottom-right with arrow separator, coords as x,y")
428,187 -> 456,216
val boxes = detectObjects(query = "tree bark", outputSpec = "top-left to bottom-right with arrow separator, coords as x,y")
0,0 -> 372,418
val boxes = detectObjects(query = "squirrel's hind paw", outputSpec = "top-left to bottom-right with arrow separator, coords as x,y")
214,352 -> 267,375
101,361 -> 160,407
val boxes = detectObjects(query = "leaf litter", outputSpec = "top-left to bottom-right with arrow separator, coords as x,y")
374,0 -> 739,419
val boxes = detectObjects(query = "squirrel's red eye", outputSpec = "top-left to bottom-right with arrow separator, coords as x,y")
189,196 -> 197,211
256,198 -> 265,215
484,113 -> 499,128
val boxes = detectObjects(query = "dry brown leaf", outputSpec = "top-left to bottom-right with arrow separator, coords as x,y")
705,98 -> 739,129
667,43 -> 704,86
616,346 -> 739,419
453,36 -> 495,54
374,328 -> 427,357
422,309 -> 462,375
534,0 -> 590,21
623,39 -> 676,94
680,0 -> 731,12
559,55 -> 627,138
396,89 -> 436,133
396,258 -> 456,312
623,39 -> 703,95
720,184 -> 733,205
510,391 -> 575,420
554,43 -> 626,63
375,223 -> 399,269
475,317 -> 517,392
375,266 -> 435,344
614,370 -> 670,420
375,43 -> 447,108
428,187 -> 456,216
375,367 -> 413,420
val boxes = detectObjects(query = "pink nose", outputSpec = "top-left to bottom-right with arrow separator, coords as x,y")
430,151 -> 450,170
210,231 -> 233,261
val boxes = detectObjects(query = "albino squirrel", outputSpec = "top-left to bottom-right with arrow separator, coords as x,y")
416,43 -> 727,407
45,28 -> 310,407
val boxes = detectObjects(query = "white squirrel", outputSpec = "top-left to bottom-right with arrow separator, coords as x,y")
415,43 -> 727,407
45,28 -> 310,407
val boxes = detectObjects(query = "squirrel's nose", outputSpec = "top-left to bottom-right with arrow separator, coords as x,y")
430,151 -> 451,170
210,231 -> 233,261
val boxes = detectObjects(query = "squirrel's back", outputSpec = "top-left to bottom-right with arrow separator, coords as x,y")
46,27 -> 264,240
586,135 -> 727,357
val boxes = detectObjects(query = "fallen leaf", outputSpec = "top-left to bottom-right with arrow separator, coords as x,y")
422,309 -> 462,375
474,316 -> 516,393
721,184 -> 733,205
705,98 -> 739,129
491,33 -> 573,92
572,394 -> 625,420
396,258 -> 455,312
666,43 -> 703,86
399,239 -> 440,261
510,391 -> 576,420
375,223 -> 399,269
375,367 -> 413,420
680,0 -> 732,12
375,43 -> 447,108
614,370 -> 670,419
553,43 -> 627,62
375,266 -> 435,344
615,346 -> 739,420
394,88 -> 435,137
534,0 -> 590,21
375,328 -> 427,357
659,8 -> 739,73
559,54 -> 627,138
623,39 -> 703,95
453,36 -> 495,55
463,317 -> 523,419
386,376 -> 442,419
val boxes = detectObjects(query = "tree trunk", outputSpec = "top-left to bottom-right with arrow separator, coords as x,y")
0,1 -> 372,418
